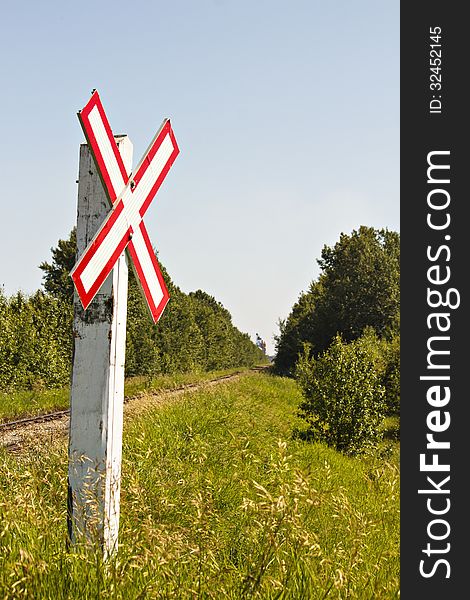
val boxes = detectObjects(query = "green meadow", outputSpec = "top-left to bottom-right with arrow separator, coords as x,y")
0,372 -> 399,598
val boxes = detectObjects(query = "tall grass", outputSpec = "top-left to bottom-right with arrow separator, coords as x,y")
0,373 -> 399,598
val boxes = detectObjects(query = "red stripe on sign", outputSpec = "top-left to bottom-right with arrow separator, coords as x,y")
70,200 -> 130,310
72,227 -> 132,310
132,120 -> 180,217
78,90 -> 128,203
83,226 -> 132,309
128,222 -> 170,323
139,221 -> 170,321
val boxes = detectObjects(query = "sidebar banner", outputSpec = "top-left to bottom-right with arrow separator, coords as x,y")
401,3 -> 467,597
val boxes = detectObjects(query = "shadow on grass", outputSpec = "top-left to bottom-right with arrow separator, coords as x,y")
291,426 -> 316,443
382,416 -> 400,441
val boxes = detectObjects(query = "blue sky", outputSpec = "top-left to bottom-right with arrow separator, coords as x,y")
0,1 -> 399,354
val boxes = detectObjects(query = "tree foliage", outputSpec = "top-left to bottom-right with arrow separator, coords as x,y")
39,228 -> 76,302
274,226 -> 400,376
0,289 -> 73,390
380,332 -> 400,415
0,231 -> 264,392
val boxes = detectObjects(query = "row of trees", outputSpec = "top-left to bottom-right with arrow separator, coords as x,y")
0,290 -> 72,390
0,230 -> 264,391
273,226 -> 400,454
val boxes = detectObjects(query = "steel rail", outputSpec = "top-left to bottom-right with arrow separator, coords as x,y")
0,368 -> 268,433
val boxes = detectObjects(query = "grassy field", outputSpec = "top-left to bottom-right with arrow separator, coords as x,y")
0,367 -> 250,423
0,372 -> 399,598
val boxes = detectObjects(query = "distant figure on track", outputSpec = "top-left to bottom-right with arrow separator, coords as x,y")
255,333 -> 267,355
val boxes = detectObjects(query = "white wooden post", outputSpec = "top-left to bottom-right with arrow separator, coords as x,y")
68,135 -> 133,557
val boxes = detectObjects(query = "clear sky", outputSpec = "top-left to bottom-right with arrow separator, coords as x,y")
0,1 -> 399,355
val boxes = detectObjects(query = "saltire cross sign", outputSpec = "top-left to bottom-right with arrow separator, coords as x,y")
71,90 -> 179,321
68,90 -> 179,556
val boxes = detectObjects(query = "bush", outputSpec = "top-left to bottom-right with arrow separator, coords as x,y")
295,332 -> 386,454
380,333 -> 400,415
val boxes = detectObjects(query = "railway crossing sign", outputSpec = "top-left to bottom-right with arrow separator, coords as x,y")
68,91 -> 179,556
71,90 -> 179,322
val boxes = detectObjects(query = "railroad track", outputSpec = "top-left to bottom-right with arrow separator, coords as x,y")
0,366 -> 269,434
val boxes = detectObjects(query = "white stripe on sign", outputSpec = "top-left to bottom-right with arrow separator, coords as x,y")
132,227 -> 164,307
89,106 -> 125,199
133,134 -> 174,207
80,210 -> 129,292
80,134 -> 174,293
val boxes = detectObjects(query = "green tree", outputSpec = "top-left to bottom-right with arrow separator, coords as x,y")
125,268 -> 163,376
274,226 -> 400,375
273,281 -> 322,376
314,226 -> 399,345
190,290 -> 235,370
39,228 -> 77,302
0,289 -> 72,390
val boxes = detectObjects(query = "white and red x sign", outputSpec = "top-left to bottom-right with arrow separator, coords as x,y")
70,90 -> 179,322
